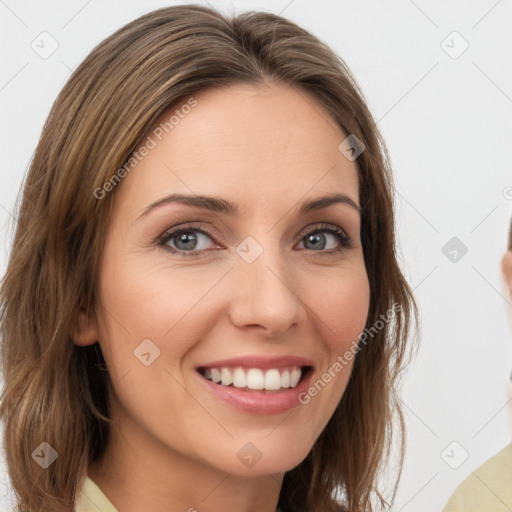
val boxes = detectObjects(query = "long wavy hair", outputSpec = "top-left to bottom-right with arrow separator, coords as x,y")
0,5 -> 418,511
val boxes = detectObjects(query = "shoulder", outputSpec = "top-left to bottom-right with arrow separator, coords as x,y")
443,443 -> 512,512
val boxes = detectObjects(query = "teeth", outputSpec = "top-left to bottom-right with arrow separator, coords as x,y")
220,368 -> 232,386
290,367 -> 301,387
200,365 -> 305,390
211,368 -> 221,383
232,368 -> 247,388
264,369 -> 282,390
281,369 -> 290,388
246,368 -> 264,390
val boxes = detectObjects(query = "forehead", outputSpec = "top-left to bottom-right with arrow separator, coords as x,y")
114,83 -> 360,219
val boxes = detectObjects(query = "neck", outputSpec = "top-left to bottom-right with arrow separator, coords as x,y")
87,404 -> 284,512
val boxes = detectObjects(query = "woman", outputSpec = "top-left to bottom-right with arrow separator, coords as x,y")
0,5 -> 417,512
443,219 -> 512,511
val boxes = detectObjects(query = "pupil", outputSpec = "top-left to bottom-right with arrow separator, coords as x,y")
307,233 -> 325,250
177,232 -> 196,250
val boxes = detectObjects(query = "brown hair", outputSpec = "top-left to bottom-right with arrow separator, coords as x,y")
0,5 -> 417,511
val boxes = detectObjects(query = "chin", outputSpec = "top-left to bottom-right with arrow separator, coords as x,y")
201,431 -> 316,478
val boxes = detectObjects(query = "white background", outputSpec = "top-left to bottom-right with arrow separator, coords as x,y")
1,1 -> 512,511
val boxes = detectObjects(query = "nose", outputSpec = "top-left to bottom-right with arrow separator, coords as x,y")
227,241 -> 305,337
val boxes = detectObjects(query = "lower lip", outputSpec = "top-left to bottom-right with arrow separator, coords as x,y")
197,369 -> 313,415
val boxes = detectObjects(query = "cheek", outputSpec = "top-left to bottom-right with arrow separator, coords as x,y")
95,256 -> 221,373
316,266 -> 370,351
94,259 -> 197,416
295,267 -> 369,442
298,265 -> 369,411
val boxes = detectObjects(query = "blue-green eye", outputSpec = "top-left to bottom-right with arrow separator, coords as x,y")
157,222 -> 353,257
159,226 -> 215,254
297,223 -> 353,252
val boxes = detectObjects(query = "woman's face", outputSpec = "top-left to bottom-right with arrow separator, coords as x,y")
504,246 -> 512,330
504,247 -> 512,292
76,83 -> 370,477
503,244 -> 512,436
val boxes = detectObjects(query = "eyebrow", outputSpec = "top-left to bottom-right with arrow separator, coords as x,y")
137,192 -> 361,220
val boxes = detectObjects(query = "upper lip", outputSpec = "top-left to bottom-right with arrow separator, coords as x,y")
196,355 -> 314,370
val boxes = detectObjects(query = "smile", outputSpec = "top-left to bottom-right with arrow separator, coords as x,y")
195,355 -> 315,414
197,365 -> 312,392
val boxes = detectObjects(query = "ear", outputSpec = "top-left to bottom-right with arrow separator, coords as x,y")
502,250 -> 512,297
72,306 -> 100,347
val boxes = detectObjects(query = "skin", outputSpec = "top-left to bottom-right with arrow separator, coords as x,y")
73,82 -> 370,512
502,242 -> 512,436
503,245 -> 512,304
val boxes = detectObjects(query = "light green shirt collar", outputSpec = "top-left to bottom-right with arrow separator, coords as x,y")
76,476 -> 118,512
76,476 -> 286,511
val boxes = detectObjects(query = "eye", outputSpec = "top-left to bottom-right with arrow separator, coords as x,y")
156,222 -> 353,257
297,223 -> 353,254
157,223 -> 218,256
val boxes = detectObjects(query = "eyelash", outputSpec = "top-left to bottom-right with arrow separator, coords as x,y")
156,222 -> 354,257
